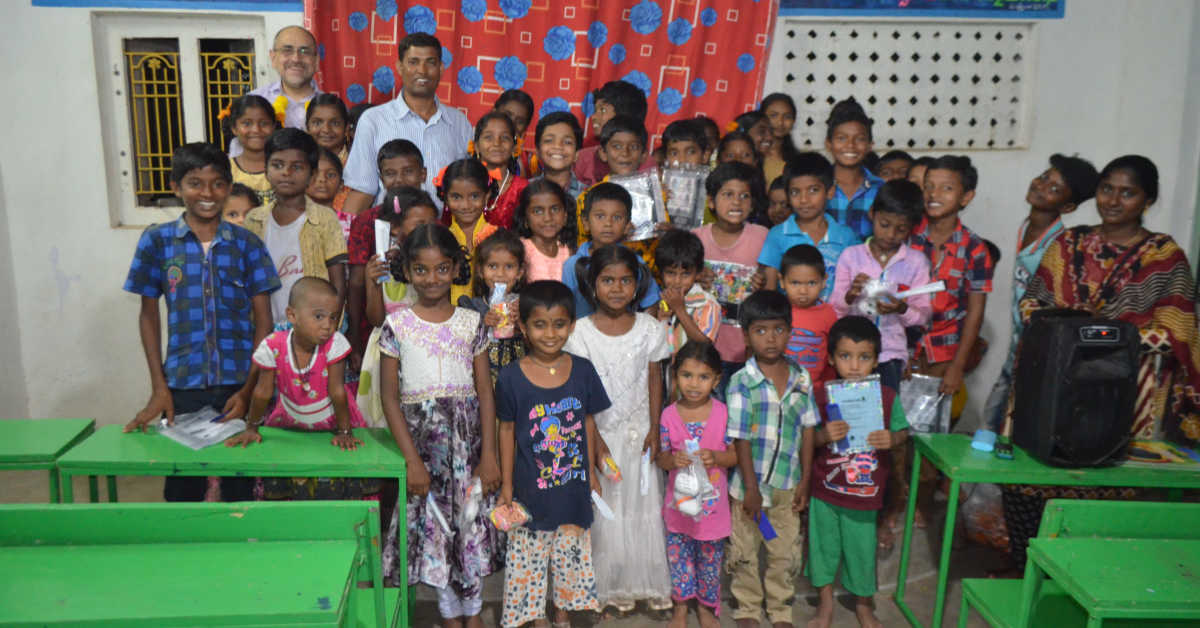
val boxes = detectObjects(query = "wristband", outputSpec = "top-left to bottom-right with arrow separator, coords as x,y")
335,428 -> 352,436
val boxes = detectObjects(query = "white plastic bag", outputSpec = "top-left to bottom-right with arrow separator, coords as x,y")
900,374 -> 951,433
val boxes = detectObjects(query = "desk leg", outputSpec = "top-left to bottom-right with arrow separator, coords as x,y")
390,474 -> 409,628
107,476 -> 119,502
1085,616 -> 1102,628
895,445 -> 924,627
1018,560 -> 1044,628
48,469 -> 60,503
931,478 -> 961,628
61,471 -> 74,503
88,476 -> 99,502
957,593 -> 969,628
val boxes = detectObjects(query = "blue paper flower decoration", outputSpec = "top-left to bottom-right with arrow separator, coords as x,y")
372,66 -> 395,94
621,70 -> 652,98
499,0 -> 531,19
737,53 -> 756,73
690,78 -> 707,96
630,1 -> 663,35
441,47 -> 453,68
544,25 -> 576,61
348,11 -> 368,32
346,84 -> 366,104
608,44 -> 627,65
667,18 -> 692,45
376,0 -> 398,21
657,88 -> 682,115
494,56 -> 527,90
461,0 -> 486,22
457,66 -> 483,94
317,44 -> 326,60
588,21 -> 608,48
540,97 -> 570,118
700,8 -> 718,26
404,6 -> 436,35
582,92 -> 595,117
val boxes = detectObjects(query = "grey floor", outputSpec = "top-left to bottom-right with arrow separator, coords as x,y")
3,472 -> 997,627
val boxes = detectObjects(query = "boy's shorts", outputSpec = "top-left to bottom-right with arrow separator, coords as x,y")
806,497 -> 878,597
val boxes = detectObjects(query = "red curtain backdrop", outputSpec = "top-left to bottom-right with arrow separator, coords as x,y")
304,0 -> 778,147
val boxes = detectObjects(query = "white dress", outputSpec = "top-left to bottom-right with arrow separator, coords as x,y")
564,313 -> 673,608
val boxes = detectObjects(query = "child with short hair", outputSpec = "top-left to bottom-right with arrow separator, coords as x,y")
875,150 -> 914,182
531,111 -> 586,200
244,128 -> 348,328
831,180 -> 932,390
661,118 -> 709,168
780,244 -> 839,383
224,182 -> 261,226
123,142 -> 280,502
225,94 -> 281,204
562,182 -> 662,318
693,115 -> 721,167
803,316 -> 908,628
497,280 -> 607,628
565,244 -> 674,613
575,80 -> 653,186
726,289 -> 819,628
908,155 -> 994,397
906,156 -> 936,189
470,110 -> 529,229
759,152 -> 860,302
657,342 -> 736,627
824,98 -> 885,240
306,147 -> 348,231
653,229 -> 721,352
717,131 -> 762,171
766,176 -> 791,227
515,178 -> 577,282
305,93 -> 350,163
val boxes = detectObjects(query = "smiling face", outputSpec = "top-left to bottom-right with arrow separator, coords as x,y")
660,264 -> 698,295
266,148 -> 314,200
406,245 -> 457,304
379,155 -> 426,191
763,100 -> 796,140
747,120 -> 775,156
172,166 -> 230,224
1095,169 -> 1152,228
306,156 -> 342,204
788,175 -> 832,222
497,101 -> 532,139
593,261 -> 638,314
923,168 -> 974,220
744,318 -> 789,363
480,246 -> 523,293
1026,167 -> 1074,213
396,45 -> 442,99
825,120 -> 872,169
477,117 -> 515,170
585,199 -> 630,246
269,27 -> 317,91
233,107 -> 276,153
287,290 -> 339,348
782,263 -> 825,309
536,122 -> 579,174
719,138 -> 756,168
590,98 -> 616,139
306,105 -> 347,153
519,304 -> 574,360
525,191 -> 567,242
829,337 -> 879,380
675,357 -> 719,405
713,179 -> 753,228
598,131 -> 645,176
665,139 -> 704,167
446,178 -> 487,230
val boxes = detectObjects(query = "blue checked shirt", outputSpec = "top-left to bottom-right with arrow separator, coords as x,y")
342,94 -> 472,208
123,216 -> 280,389
726,356 -> 819,507
826,166 -> 885,240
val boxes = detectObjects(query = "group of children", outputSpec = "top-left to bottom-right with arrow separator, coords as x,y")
124,75 -> 1115,628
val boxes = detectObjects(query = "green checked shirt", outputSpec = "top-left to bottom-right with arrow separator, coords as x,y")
726,357 -> 819,507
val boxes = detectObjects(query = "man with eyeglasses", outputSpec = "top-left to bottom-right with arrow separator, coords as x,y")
230,26 -> 322,157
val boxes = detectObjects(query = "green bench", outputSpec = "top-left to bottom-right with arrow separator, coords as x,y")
0,418 -> 107,502
959,500 -> 1200,627
0,500 -> 398,627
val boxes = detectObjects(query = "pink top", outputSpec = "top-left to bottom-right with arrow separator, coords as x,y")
830,243 -> 932,364
693,224 -> 769,363
660,400 -> 732,540
252,330 -> 365,430
522,237 -> 572,283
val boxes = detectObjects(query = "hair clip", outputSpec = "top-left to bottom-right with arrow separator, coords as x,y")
725,121 -> 740,133
432,165 -> 447,190
393,194 -> 401,214
272,95 -> 289,125
467,140 -> 476,156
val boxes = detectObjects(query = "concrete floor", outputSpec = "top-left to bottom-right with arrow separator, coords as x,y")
2,471 -> 998,627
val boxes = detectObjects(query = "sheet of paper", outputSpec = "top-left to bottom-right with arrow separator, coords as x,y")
826,375 -> 886,454
157,406 -> 247,450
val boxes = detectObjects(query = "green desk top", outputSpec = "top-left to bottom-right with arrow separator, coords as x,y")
0,418 -> 94,463
1028,538 -> 1200,618
913,434 -> 1200,488
57,425 -> 405,478
0,540 -> 356,625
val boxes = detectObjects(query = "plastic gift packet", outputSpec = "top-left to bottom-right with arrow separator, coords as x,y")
682,439 -> 718,502
373,220 -> 392,284
459,476 -> 483,529
852,278 -> 893,317
609,171 -> 666,241
600,455 -> 622,482
639,448 -> 653,496
427,493 -> 453,535
900,373 -> 950,433
661,164 -> 710,230
591,490 -> 616,520
488,501 -> 530,531
487,283 -> 517,339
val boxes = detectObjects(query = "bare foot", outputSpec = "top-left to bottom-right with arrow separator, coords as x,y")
854,598 -> 882,628
440,618 -> 464,628
772,622 -> 795,628
735,619 -> 759,628
807,586 -> 834,628
697,605 -> 720,628
667,603 -> 688,628
464,614 -> 484,628
532,618 -> 551,628
551,605 -> 571,628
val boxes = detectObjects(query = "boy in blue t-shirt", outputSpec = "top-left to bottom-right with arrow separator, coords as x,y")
123,142 -> 280,502
497,280 -> 609,628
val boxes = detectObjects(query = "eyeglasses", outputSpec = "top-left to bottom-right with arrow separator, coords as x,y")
274,46 -> 316,58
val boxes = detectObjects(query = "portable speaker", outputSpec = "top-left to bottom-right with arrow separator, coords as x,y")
1012,309 -> 1139,467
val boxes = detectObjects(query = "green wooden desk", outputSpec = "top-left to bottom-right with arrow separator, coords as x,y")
1025,538 -> 1200,627
0,501 -> 385,627
55,425 -> 408,627
895,434 -> 1200,628
0,418 -> 106,502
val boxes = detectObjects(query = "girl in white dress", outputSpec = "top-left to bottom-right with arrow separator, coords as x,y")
564,244 -> 673,613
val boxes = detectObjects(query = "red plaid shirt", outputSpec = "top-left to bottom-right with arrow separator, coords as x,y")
908,218 -> 993,363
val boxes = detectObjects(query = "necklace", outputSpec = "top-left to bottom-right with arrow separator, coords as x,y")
484,170 -> 512,217
528,355 -> 564,375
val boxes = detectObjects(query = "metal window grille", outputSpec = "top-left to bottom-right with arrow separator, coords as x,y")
124,39 -> 184,204
200,39 -> 255,150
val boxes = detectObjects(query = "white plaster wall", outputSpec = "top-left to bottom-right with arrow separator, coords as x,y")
0,4 -> 302,424
762,0 -> 1200,428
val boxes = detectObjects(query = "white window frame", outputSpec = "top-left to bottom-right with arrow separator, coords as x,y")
92,12 -> 270,228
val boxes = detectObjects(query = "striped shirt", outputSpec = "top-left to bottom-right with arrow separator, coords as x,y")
342,94 -> 472,207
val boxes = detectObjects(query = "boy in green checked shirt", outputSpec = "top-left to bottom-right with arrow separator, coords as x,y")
726,289 -> 819,628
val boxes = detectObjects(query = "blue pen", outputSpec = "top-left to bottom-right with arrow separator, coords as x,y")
756,512 -> 777,540
827,403 -> 850,452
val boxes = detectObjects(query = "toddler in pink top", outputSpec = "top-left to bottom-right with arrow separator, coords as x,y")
515,177 -> 577,282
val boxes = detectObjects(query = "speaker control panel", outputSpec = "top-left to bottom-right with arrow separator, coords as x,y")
1078,325 -> 1121,344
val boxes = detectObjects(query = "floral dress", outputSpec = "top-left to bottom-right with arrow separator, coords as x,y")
377,305 -> 502,598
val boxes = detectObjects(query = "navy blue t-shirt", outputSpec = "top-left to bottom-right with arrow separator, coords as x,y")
496,353 -> 612,530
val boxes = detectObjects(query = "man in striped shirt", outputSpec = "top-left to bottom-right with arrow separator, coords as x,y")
342,33 -> 472,215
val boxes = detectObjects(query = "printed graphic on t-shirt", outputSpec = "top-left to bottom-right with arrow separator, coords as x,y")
529,397 -> 588,489
706,260 -> 756,323
786,327 -> 824,372
820,451 -> 880,498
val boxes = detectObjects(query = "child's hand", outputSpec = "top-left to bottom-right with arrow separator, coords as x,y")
750,268 -> 766,291
697,266 -> 716,291
867,429 -> 893,450
654,221 -> 674,236
652,302 -> 672,321
500,482 -> 514,506
792,485 -> 810,513
902,362 -> 913,381
741,487 -> 763,521
476,455 -> 501,493
224,429 -> 262,448
671,451 -> 692,469
365,255 -> 391,282
348,350 -> 363,374
845,273 -> 871,304
590,474 -> 602,497
331,431 -> 362,451
483,309 -> 504,328
594,433 -> 612,461
407,459 -> 432,497
939,363 -> 964,396
875,295 -> 908,315
824,420 -> 850,443
662,285 -> 688,315
642,432 -> 659,459
698,448 -> 717,468
126,389 -> 174,432
221,392 -> 248,421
